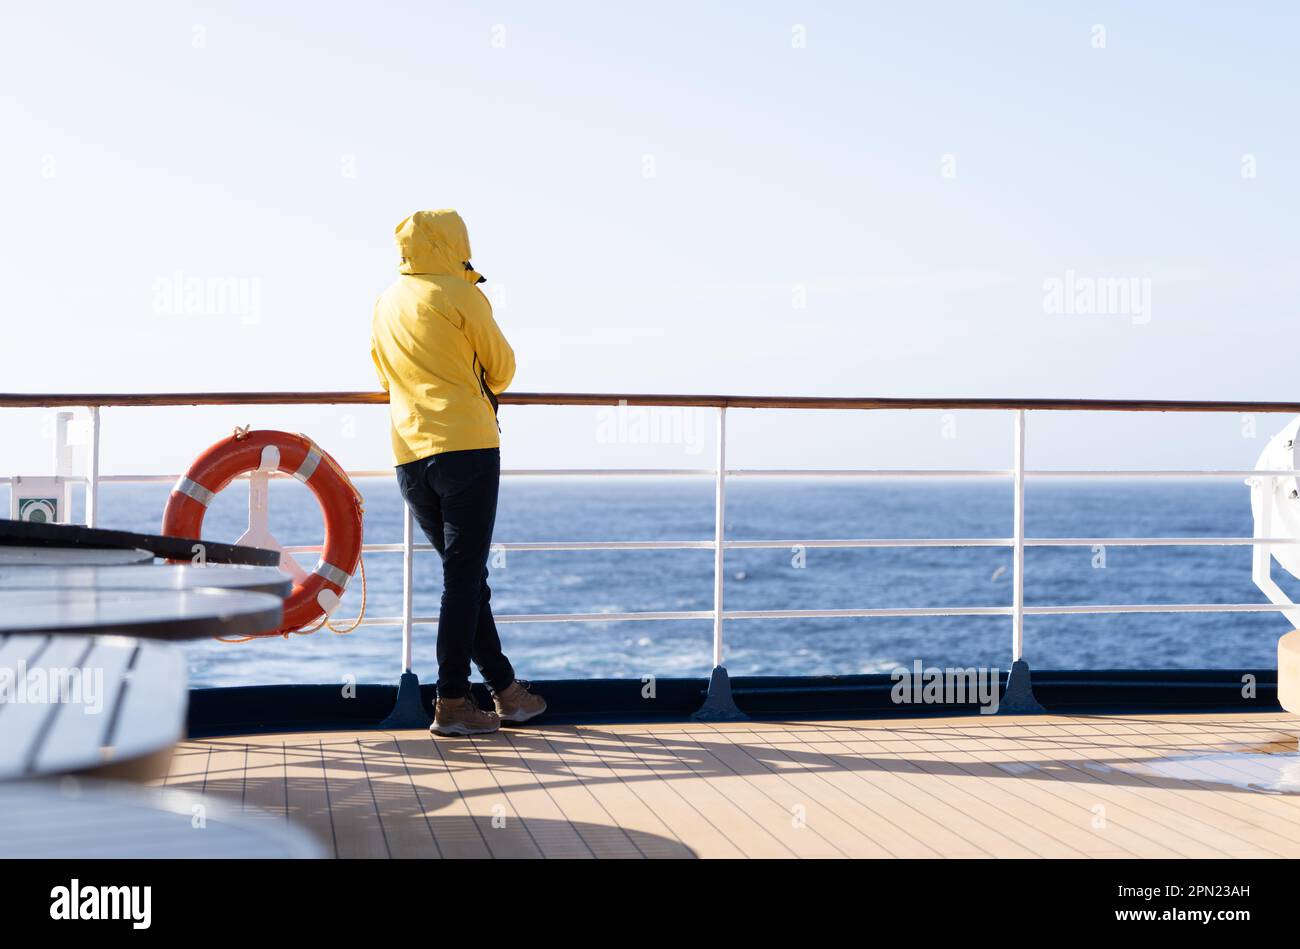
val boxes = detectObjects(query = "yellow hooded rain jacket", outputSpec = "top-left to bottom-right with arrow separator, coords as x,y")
370,210 -> 516,465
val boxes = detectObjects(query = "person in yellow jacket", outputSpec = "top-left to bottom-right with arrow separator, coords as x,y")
371,209 -> 545,736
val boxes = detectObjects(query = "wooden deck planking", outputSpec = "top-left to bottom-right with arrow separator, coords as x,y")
1069,718 -> 1300,850
391,735 -> 489,858
768,724 -> 1050,857
662,730 -> 859,857
903,717 -> 1285,858
562,728 -> 742,858
318,736 -> 390,858
501,730 -> 646,859
878,724 -> 1173,858
280,736 -> 337,854
241,742 -> 287,824
158,712 -> 1300,859
866,721 -> 1191,857
750,725 -> 1071,858
672,727 -> 906,857
533,728 -> 692,858
417,733 -> 543,859
353,735 -> 439,859
614,730 -> 807,858
725,724 -> 998,857
889,715 -> 1297,858
162,741 -> 210,787
960,722 -> 1280,858
899,723 -> 1215,858
465,731 -> 593,858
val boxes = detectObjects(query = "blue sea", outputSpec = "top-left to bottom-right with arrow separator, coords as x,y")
35,479 -> 1297,687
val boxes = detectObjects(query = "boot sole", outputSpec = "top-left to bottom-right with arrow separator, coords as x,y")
499,702 -> 547,724
429,722 -> 500,737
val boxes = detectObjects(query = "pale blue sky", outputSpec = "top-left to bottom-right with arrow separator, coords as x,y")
2,2 -> 1297,475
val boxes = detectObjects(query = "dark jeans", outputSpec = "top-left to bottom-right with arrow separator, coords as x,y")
395,448 -> 514,699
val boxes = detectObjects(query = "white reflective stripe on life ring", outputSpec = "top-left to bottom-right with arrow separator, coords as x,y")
313,560 -> 352,589
293,443 -> 322,483
173,476 -> 215,507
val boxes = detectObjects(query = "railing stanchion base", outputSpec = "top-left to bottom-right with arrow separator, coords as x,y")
380,671 -> 432,729
999,659 -> 1045,714
691,666 -> 747,721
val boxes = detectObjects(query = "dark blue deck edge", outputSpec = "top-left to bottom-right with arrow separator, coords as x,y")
186,669 -> 1283,738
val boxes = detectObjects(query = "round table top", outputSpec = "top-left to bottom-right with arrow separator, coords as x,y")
0,779 -> 324,858
0,519 -> 281,566
0,545 -> 153,566
0,587 -> 284,640
0,563 -> 292,597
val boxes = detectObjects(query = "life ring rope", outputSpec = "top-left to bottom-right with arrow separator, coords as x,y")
216,555 -> 367,643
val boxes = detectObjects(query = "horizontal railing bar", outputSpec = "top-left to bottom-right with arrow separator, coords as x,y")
7,391 -> 1300,413
25,468 -> 1300,489
492,540 -> 715,551
325,602 -> 1295,627
725,538 -> 1012,548
1023,603 -> 1288,615
501,468 -> 715,477
724,537 -> 1300,548
283,540 -> 716,554
1022,537 -> 1300,547
92,472 -> 396,484
71,468 -> 715,485
733,469 -> 1300,478
728,468 -> 1013,478
354,610 -> 715,625
280,536 -> 1300,556
725,607 -> 1012,619
359,608 -> 1003,624
1025,470 -> 1300,478
737,604 -> 1295,618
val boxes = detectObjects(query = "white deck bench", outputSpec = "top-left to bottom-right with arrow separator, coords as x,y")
0,632 -> 186,781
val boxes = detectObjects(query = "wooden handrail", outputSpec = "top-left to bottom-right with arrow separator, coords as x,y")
1,391 -> 1299,413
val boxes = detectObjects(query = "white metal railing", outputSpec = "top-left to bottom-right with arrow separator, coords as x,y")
6,395 -> 1300,696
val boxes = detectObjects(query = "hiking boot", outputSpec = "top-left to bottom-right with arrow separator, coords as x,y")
430,695 -> 500,737
493,680 -> 547,724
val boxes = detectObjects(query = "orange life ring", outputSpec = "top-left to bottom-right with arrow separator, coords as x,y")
161,429 -> 364,636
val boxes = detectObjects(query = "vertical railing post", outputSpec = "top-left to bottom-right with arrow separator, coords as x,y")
693,404 -> 745,720
402,504 -> 415,674
381,500 -> 431,727
86,405 -> 101,528
712,405 -> 727,668
1000,408 -> 1044,713
1012,408 -> 1025,662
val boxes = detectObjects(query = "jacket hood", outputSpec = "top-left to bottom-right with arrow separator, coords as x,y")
395,209 -> 484,283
